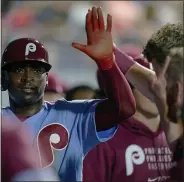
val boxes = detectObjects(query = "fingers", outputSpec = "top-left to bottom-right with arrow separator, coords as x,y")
72,42 -> 88,53
152,56 -> 170,78
161,56 -> 171,76
92,7 -> 99,31
151,58 -> 162,77
106,14 -> 112,32
85,9 -> 93,44
89,6 -> 112,32
97,7 -> 105,30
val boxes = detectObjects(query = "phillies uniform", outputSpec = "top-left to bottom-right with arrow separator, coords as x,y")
2,99 -> 117,182
83,118 -> 175,182
83,50 -> 176,182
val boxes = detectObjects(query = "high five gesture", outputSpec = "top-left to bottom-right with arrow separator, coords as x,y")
72,7 -> 114,70
73,6 -> 136,130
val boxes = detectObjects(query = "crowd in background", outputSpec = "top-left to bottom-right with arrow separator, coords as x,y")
2,1 -> 183,107
2,1 -> 183,120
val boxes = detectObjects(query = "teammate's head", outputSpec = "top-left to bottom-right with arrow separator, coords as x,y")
143,23 -> 183,119
65,85 -> 95,101
143,22 -> 183,65
1,38 -> 52,106
143,23 -> 183,90
44,72 -> 67,102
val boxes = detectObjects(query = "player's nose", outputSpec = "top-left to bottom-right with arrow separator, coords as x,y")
21,68 -> 34,83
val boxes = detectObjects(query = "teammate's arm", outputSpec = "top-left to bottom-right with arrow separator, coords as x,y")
94,57 -> 136,131
114,46 -> 156,102
72,7 -> 136,131
114,44 -> 183,146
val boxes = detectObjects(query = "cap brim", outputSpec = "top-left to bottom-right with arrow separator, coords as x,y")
2,60 -> 52,72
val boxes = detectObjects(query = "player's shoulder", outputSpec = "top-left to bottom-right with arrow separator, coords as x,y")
2,106 -> 10,110
1,106 -> 10,115
46,98 -> 103,111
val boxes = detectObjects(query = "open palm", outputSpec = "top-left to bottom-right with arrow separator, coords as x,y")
72,7 -> 113,64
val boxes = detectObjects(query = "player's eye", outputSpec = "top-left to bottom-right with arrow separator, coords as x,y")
33,69 -> 42,74
15,68 -> 24,73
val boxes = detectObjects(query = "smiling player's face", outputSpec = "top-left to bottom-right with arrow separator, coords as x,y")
7,62 -> 48,105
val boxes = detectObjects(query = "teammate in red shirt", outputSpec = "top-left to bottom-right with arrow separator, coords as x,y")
113,24 -> 183,179
113,23 -> 183,147
83,53 -> 174,182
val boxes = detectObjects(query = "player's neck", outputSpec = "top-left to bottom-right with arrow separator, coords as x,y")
133,110 -> 160,132
9,98 -> 44,118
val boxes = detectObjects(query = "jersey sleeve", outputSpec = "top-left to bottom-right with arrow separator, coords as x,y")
97,127 -> 117,141
76,99 -> 117,155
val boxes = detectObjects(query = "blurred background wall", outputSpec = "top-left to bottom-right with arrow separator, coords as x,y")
1,1 -> 183,107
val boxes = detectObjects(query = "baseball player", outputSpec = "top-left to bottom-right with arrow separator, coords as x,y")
1,7 -> 135,181
113,23 -> 183,148
83,52 -> 175,182
83,22 -> 183,182
113,23 -> 183,182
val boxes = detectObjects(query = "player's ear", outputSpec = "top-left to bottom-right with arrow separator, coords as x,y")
1,70 -> 9,91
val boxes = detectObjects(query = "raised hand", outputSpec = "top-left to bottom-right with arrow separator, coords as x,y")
72,6 -> 114,70
150,56 -> 171,119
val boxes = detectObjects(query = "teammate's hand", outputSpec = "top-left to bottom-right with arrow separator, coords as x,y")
72,6 -> 114,70
149,56 -> 171,119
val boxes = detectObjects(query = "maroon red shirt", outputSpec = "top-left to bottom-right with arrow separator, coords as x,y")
83,118 -> 177,182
